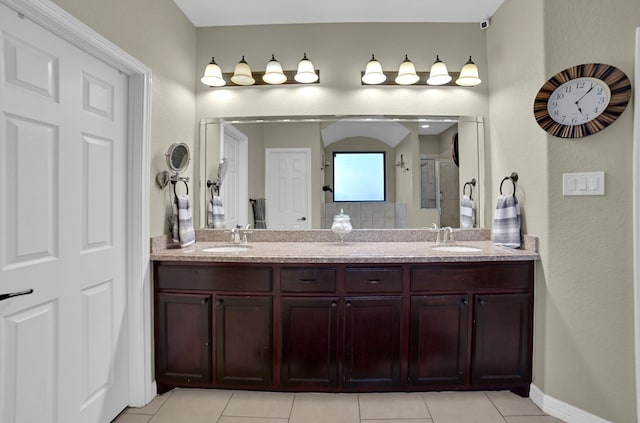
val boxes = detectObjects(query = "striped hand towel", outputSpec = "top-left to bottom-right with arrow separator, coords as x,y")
460,195 -> 475,228
492,194 -> 521,248
172,195 -> 196,247
207,196 -> 226,229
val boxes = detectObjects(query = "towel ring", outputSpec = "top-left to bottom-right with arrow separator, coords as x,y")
463,178 -> 476,200
172,179 -> 189,198
500,172 -> 518,197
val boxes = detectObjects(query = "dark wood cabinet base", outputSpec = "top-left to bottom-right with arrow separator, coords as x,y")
153,261 -> 534,397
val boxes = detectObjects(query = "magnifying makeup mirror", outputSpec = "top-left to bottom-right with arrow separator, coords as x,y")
166,142 -> 190,174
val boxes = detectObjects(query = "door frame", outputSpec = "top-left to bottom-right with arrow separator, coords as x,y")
221,121 -> 248,227
633,26 -> 640,423
1,0 -> 153,407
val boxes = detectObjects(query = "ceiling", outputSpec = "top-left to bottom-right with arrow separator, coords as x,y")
173,0 -> 504,28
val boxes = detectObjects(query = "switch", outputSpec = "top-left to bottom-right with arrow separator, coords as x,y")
563,172 -> 605,196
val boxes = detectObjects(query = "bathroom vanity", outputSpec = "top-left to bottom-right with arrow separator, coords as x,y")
151,234 -> 538,397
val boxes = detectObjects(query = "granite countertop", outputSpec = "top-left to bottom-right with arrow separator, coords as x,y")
150,238 -> 540,264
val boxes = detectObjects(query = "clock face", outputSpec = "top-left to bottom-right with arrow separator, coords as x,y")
547,77 -> 610,125
533,63 -> 631,138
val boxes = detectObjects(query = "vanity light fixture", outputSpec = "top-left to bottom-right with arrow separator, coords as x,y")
455,56 -> 481,86
200,57 -> 226,87
230,56 -> 255,86
360,54 -> 481,87
201,54 -> 321,87
426,55 -> 452,85
294,53 -> 319,83
361,54 -> 387,84
263,54 -> 287,84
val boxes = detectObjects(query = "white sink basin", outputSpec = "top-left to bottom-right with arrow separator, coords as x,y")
432,245 -> 483,253
202,245 -> 252,253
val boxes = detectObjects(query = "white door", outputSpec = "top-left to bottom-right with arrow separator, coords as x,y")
0,5 -> 129,423
265,148 -> 311,229
222,123 -> 248,228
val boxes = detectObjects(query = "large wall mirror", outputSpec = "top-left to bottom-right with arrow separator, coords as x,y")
196,115 -> 485,230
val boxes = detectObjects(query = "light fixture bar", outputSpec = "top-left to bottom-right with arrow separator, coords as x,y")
203,70 -> 321,87
360,71 -> 462,86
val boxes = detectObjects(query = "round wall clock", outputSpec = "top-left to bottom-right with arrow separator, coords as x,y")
533,63 -> 631,138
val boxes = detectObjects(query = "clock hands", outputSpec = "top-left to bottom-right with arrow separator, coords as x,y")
574,84 -> 594,114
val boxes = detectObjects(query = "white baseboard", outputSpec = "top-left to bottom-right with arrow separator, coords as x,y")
530,384 -> 612,423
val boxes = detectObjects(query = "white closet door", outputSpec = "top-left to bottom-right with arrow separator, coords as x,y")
265,148 -> 311,229
0,4 -> 129,422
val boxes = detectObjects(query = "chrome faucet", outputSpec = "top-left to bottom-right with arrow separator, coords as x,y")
229,226 -> 241,244
431,224 -> 454,244
229,224 -> 252,244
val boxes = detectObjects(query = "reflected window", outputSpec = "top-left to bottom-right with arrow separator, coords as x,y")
333,152 -> 386,202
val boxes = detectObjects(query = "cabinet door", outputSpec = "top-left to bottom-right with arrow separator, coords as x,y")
280,297 -> 339,387
472,293 -> 532,388
216,296 -> 272,387
344,297 -> 402,387
409,295 -> 470,386
156,292 -> 212,386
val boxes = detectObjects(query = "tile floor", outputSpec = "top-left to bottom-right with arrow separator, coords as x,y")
112,389 -> 566,423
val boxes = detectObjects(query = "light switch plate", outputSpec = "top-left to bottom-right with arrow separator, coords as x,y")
563,172 -> 605,196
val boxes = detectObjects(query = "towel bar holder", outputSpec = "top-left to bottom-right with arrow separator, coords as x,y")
171,178 -> 189,197
500,172 -> 518,197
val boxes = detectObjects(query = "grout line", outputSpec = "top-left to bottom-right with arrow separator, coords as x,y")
483,391 -> 508,423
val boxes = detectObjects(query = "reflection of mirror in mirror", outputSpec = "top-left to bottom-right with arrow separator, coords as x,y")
197,116 -> 483,230
166,142 -> 190,174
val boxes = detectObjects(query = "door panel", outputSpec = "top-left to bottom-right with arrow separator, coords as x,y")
265,149 -> 311,229
0,5 -> 129,422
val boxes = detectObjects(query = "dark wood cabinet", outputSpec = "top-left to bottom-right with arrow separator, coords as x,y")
409,295 -> 470,387
471,293 -> 532,393
156,292 -> 212,390
280,297 -> 339,387
153,259 -> 534,396
215,295 -> 272,387
344,297 -> 402,387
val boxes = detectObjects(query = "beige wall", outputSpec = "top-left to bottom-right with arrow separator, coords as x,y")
52,0 -> 197,237
488,0 -> 637,421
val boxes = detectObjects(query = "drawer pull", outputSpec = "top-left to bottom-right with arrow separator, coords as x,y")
298,279 -> 318,284
366,279 -> 382,284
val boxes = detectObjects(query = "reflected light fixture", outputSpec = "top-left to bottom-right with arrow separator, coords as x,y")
294,53 -> 319,83
395,54 -> 420,85
263,54 -> 287,84
361,54 -> 387,84
426,55 -> 452,85
230,56 -> 255,86
456,56 -> 481,86
200,57 -> 226,87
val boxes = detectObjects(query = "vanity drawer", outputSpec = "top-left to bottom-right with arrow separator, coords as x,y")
411,262 -> 532,292
345,267 -> 402,293
156,262 -> 272,292
280,267 -> 337,293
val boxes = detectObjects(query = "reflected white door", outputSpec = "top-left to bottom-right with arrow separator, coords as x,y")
265,148 -> 311,229
222,123 -> 248,228
0,4 -> 129,423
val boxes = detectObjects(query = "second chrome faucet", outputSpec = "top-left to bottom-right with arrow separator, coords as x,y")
431,223 -> 453,244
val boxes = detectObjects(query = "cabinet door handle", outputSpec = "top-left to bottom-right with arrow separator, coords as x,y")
299,279 -> 318,284
346,301 -> 352,307
331,301 -> 337,307
0,289 -> 33,302
460,298 -> 469,305
366,279 -> 382,284
215,299 -> 223,307
477,298 -> 485,306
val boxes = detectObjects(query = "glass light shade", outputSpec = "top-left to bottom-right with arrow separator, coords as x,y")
230,56 -> 255,86
294,53 -> 318,83
427,55 -> 452,85
361,54 -> 386,85
395,55 -> 420,85
456,56 -> 481,86
263,54 -> 287,84
200,57 -> 226,87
